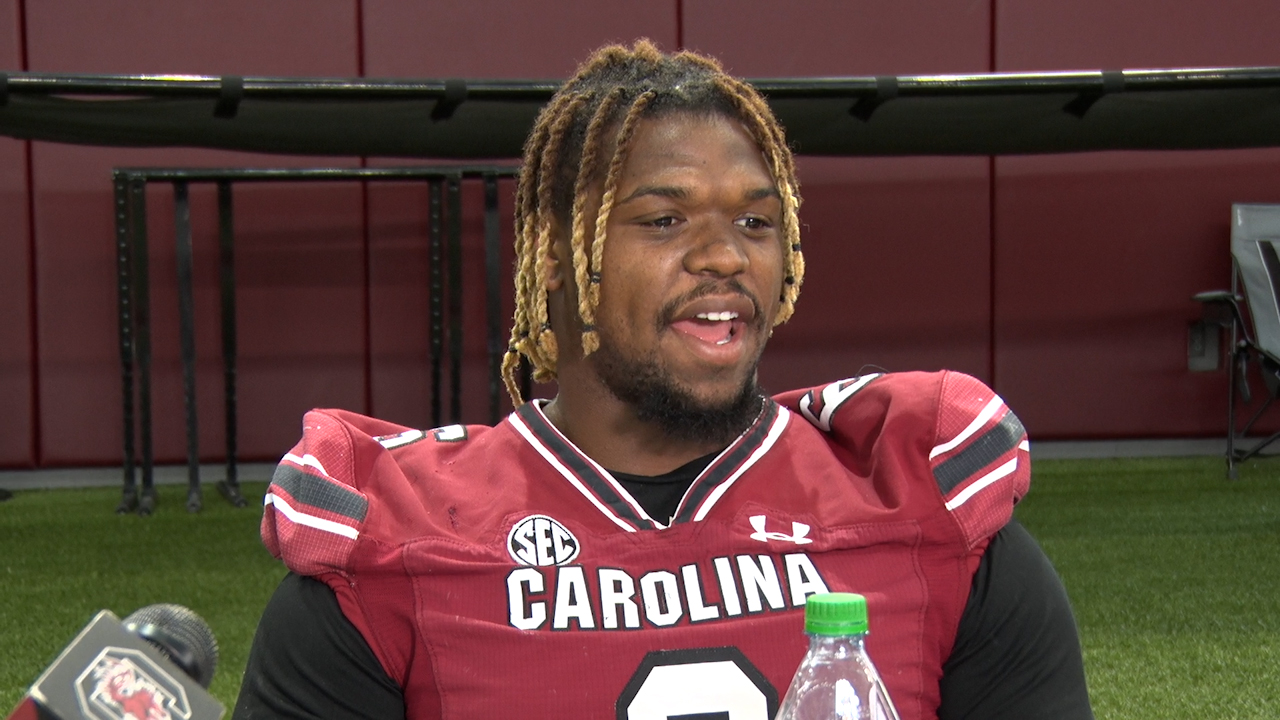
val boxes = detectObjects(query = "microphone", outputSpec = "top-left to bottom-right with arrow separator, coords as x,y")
7,604 -> 224,720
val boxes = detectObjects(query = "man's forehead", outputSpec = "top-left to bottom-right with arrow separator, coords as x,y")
614,112 -> 773,182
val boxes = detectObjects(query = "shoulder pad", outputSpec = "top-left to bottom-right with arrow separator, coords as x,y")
261,410 -> 379,576
929,372 -> 1030,548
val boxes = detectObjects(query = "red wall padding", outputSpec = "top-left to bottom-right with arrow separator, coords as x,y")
994,0 -> 1280,437
0,0 -> 32,466
23,1 -> 364,465
3,0 -> 1279,468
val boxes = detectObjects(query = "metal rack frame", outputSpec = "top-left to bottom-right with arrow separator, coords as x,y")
113,165 -> 521,515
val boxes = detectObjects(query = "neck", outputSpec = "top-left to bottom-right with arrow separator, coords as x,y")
541,380 -> 739,476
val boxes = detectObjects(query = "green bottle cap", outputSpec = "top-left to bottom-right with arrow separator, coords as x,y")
804,592 -> 869,636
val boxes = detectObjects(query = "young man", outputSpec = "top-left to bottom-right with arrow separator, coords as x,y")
234,41 -> 1093,719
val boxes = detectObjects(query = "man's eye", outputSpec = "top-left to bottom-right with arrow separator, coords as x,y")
737,217 -> 772,230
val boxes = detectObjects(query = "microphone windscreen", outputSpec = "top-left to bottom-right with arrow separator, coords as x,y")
122,604 -> 219,689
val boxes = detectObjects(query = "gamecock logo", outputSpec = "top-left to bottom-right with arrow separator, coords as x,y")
74,647 -> 193,720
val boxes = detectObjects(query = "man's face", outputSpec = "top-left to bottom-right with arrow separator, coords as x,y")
579,111 -> 786,440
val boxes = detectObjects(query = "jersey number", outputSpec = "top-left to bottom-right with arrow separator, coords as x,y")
616,647 -> 778,720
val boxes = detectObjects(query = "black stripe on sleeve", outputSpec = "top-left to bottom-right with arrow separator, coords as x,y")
933,411 -> 1025,496
271,465 -> 368,523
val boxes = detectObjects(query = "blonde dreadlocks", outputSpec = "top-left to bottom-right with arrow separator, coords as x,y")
502,39 -> 805,404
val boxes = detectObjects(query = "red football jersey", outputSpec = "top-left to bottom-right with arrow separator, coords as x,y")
261,371 -> 1029,720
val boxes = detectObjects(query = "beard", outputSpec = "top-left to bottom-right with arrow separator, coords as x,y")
590,339 -> 765,447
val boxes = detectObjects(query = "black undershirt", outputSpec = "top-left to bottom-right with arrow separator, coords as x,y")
233,457 -> 1094,720
610,450 -> 720,524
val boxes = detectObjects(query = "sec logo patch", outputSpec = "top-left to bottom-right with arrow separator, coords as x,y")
507,514 -> 580,567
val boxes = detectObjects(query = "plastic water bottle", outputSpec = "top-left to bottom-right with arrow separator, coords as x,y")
776,592 -> 901,720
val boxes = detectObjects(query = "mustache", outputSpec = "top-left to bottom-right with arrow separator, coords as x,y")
657,279 -> 764,330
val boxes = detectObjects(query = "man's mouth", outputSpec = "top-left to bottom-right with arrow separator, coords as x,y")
671,311 -> 742,346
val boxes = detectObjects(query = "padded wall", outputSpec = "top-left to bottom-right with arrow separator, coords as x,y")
0,0 -> 32,466
24,1 -> 365,465
993,0 -> 1280,437
684,0 -> 994,394
4,0 -> 1279,468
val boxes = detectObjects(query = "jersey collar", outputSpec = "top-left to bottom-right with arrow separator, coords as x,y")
508,399 -> 790,532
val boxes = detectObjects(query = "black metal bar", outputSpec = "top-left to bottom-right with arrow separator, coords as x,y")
1228,261 -> 1241,479
217,182 -> 236,487
110,167 -> 519,183
1238,425 -> 1280,462
173,181 -> 202,512
428,180 -> 444,428
483,175 -> 503,424
446,175 -> 463,424
12,67 -> 1280,99
2,73 -> 561,99
107,165 -> 523,515
128,178 -> 156,515
215,181 -> 246,508
112,173 -> 137,513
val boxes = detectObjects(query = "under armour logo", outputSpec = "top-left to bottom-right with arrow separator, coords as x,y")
748,515 -> 813,545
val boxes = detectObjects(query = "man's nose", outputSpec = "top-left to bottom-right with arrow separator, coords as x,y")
684,220 -> 749,277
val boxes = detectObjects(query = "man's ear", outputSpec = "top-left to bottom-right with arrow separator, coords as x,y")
544,221 -> 570,292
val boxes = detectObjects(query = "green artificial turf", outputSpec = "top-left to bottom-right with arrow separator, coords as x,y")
1,457 -> 1277,717
0,482 -> 284,713
1016,456 -> 1280,719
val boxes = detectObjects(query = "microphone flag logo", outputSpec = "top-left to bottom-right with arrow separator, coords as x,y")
74,647 -> 193,720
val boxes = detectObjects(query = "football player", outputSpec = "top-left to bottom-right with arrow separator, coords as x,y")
234,40 -> 1093,720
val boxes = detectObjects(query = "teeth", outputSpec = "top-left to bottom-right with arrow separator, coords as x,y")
695,311 -> 739,322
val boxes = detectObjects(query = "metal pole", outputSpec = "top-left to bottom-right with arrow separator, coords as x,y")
483,175 -> 503,424
216,181 -> 246,507
428,180 -> 444,428
446,175 -> 463,424
173,181 -> 202,512
129,179 -> 157,515
113,173 -> 137,513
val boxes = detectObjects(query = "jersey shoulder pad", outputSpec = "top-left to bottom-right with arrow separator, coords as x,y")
928,371 -> 1030,548
261,409 -> 478,576
261,409 -> 375,576
781,371 -> 1030,547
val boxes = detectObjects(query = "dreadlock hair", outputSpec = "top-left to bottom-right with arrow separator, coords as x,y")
502,39 -> 805,405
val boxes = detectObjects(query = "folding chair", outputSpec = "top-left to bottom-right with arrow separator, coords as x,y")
1194,203 -> 1280,479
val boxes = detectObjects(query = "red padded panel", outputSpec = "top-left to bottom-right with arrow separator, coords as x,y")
994,149 -> 1280,438
24,0 -> 357,75
0,0 -> 33,467
24,2 -> 363,465
994,0 -> 1280,438
32,145 -> 364,466
684,0 -> 991,76
362,0 -> 678,78
759,157 -> 992,395
997,0 -> 1280,71
362,171 -> 519,428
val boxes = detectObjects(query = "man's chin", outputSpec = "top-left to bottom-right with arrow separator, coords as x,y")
628,377 -> 765,446
593,341 -> 766,445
